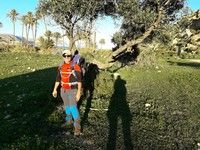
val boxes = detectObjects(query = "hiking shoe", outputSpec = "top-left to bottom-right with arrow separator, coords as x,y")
74,127 -> 82,136
66,120 -> 73,125
74,132 -> 83,136
61,120 -> 73,128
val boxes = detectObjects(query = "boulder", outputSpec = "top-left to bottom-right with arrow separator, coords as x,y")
185,29 -> 193,37
190,33 -> 200,46
189,10 -> 200,30
186,43 -> 198,51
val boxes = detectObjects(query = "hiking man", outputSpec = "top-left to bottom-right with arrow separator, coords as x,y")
72,50 -> 81,65
72,49 -> 86,77
52,49 -> 82,136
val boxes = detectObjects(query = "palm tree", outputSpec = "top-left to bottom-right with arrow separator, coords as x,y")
27,12 -> 35,46
37,9 -> 48,32
34,10 -> 42,45
99,38 -> 105,49
44,30 -> 52,41
20,15 -> 27,45
38,36 -> 45,47
53,32 -> 61,47
7,9 -> 19,43
93,31 -> 97,49
61,29 -> 65,48
24,12 -> 34,45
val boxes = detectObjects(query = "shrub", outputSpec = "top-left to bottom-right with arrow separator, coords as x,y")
93,71 -> 114,99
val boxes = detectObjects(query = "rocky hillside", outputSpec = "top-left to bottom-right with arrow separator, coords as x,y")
172,10 -> 200,57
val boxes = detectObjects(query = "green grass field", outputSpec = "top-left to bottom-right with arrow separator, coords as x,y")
0,52 -> 200,149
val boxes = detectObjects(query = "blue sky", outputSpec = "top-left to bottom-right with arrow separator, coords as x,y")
0,0 -> 199,49
186,0 -> 200,10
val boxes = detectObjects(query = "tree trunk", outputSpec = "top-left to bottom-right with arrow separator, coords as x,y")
68,37 -> 75,50
31,25 -> 35,47
27,25 -> 30,45
13,21 -> 15,44
26,25 -> 30,46
43,16 -> 47,32
56,39 -> 58,47
85,38 -> 89,48
93,31 -> 96,50
62,30 -> 65,48
26,25 -> 28,45
13,22 -> 15,36
34,22 -> 38,47
68,28 -> 76,50
21,23 -> 24,45
63,36 -> 65,48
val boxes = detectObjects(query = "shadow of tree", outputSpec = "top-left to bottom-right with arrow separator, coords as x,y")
176,62 -> 200,68
167,60 -> 200,68
0,67 -> 64,149
106,75 -> 133,150
111,44 -> 139,66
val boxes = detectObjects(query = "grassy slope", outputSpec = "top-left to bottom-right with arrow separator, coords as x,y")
0,52 -> 200,149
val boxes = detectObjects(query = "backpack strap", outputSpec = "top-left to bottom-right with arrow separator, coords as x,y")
70,62 -> 78,79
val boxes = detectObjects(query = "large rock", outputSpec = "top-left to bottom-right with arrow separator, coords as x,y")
190,33 -> 200,46
189,10 -> 200,30
185,29 -> 193,37
186,43 -> 198,51
172,38 -> 178,45
189,18 -> 200,30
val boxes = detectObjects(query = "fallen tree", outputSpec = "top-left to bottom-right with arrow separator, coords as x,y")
107,0 -> 186,63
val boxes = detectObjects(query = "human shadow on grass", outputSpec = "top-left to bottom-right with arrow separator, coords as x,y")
106,75 -> 133,150
167,60 -> 200,68
0,67 -> 66,149
77,63 -> 99,132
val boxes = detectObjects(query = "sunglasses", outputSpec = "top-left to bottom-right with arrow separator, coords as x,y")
62,54 -> 72,58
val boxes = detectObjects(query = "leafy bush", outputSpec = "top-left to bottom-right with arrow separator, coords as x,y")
93,71 -> 113,99
38,37 -> 54,50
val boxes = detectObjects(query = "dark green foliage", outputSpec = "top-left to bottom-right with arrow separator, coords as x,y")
111,0 -> 186,45
111,32 -> 123,46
